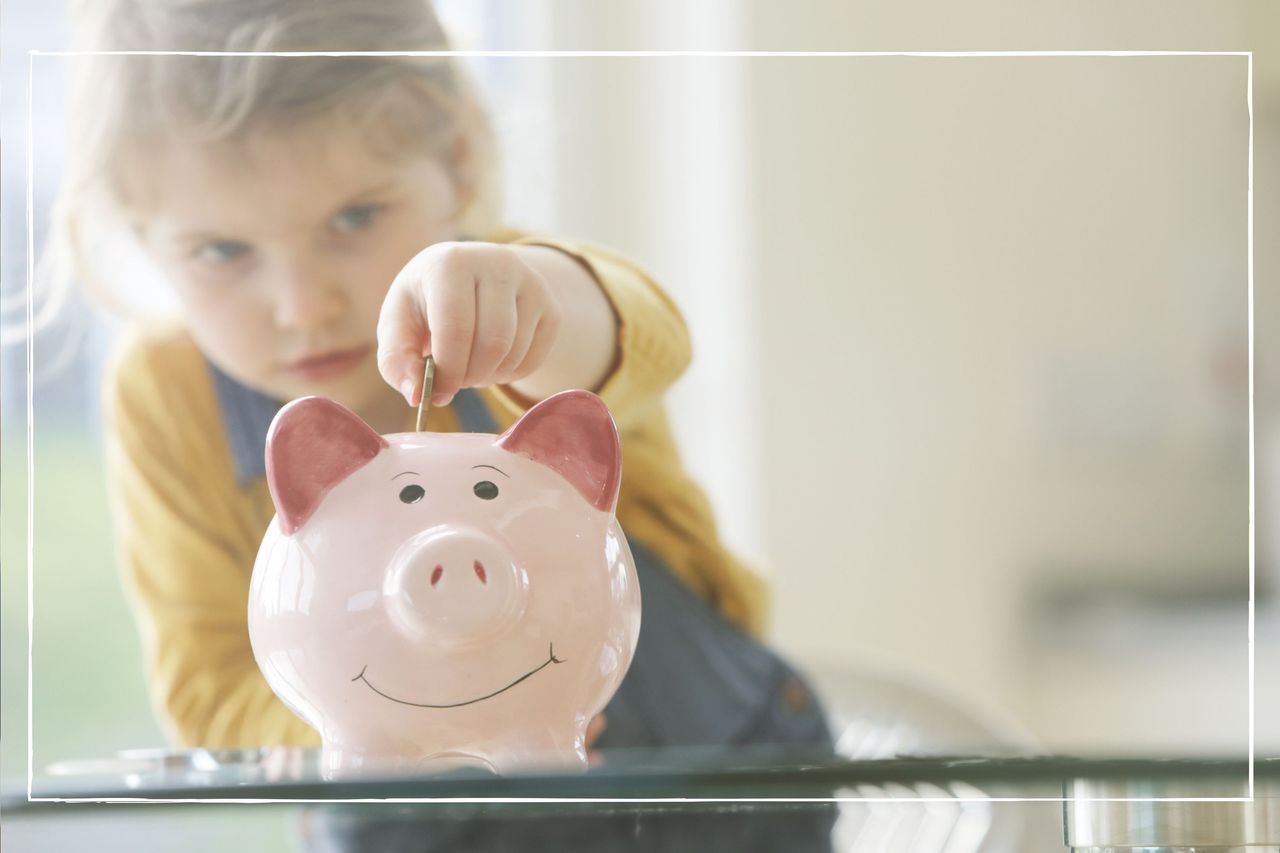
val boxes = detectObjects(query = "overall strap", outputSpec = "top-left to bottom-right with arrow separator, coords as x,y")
451,387 -> 500,434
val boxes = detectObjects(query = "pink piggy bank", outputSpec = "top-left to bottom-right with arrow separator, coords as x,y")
247,390 -> 641,778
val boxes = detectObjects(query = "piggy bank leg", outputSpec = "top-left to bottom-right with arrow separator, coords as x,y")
485,721 -> 591,775
320,734 -> 435,780
321,742 -> 375,780
320,726 -> 591,779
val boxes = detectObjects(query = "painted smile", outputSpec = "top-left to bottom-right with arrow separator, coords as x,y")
352,643 -> 565,709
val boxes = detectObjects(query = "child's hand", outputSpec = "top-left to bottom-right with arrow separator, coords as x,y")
585,712 -> 607,767
377,242 -> 563,407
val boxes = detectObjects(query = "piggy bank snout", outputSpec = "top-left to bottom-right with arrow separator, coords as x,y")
383,526 -> 529,646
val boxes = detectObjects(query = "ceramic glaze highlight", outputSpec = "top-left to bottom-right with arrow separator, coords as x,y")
248,390 -> 641,779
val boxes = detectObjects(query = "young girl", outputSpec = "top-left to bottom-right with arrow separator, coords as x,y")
61,0 -> 831,757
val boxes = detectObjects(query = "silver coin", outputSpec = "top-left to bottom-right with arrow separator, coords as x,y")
416,355 -> 435,432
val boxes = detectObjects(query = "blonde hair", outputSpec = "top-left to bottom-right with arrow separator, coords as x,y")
17,0 -> 500,335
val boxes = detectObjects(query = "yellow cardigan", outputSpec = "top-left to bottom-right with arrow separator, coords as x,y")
102,233 -> 768,748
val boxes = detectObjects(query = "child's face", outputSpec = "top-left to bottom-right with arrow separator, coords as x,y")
136,119 -> 461,420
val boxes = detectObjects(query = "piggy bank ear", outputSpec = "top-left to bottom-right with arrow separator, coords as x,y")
266,397 -> 389,535
495,390 -> 622,513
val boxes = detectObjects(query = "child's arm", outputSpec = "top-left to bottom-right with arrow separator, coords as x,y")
376,234 -> 691,426
102,332 -> 319,749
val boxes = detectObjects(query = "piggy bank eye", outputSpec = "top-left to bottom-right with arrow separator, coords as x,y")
473,480 -> 499,500
399,484 -> 425,504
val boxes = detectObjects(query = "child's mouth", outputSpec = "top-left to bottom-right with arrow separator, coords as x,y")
287,345 -> 370,382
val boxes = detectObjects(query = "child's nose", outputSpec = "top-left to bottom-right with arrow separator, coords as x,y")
271,261 -> 346,330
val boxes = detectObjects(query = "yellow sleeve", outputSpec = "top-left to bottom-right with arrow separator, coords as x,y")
481,233 -> 693,430
615,411 -> 771,636
101,330 -> 319,748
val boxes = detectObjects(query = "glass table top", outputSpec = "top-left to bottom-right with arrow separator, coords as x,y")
8,748 -> 1273,802
8,751 -> 1279,851
8,747 -> 1277,800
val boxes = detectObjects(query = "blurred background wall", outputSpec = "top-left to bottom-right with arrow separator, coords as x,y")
3,5 -> 1277,834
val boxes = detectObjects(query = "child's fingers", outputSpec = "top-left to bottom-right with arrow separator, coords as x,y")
584,712 -> 607,748
424,268 -> 477,406
509,311 -> 561,381
585,713 -> 606,767
376,283 -> 430,405
463,277 -> 518,387
492,304 -> 538,384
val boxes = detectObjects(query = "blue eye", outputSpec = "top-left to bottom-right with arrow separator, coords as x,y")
332,204 -> 382,233
193,240 -> 252,265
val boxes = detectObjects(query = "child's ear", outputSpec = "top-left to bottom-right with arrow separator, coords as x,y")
266,397 -> 389,535
494,390 -> 622,513
449,129 -> 470,175
446,129 -> 477,218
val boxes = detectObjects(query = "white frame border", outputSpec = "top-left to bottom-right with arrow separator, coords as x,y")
24,48 -> 1255,805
